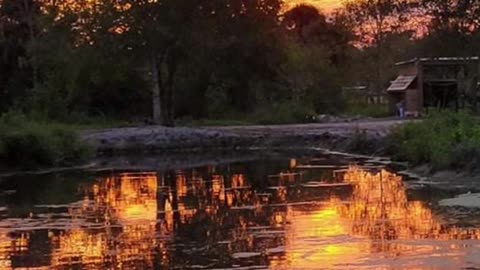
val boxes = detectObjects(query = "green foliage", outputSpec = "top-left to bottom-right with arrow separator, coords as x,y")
254,101 -> 317,125
387,111 -> 480,170
281,41 -> 346,115
178,101 -> 317,126
1,0 -> 353,126
343,129 -> 380,155
5,0 -> 480,129
345,103 -> 391,118
0,112 -> 92,168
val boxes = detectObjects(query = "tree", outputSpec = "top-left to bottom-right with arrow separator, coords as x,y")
113,0 -> 284,124
283,4 -> 323,43
344,0 -> 416,93
422,0 -> 480,34
0,0 -> 42,111
416,0 -> 480,56
303,10 -> 355,66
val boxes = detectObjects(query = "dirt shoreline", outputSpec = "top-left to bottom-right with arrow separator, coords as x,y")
80,119 -> 407,155
5,119 -> 480,193
80,119 -> 480,193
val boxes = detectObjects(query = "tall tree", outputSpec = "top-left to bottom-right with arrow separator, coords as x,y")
283,4 -> 322,43
116,0 -> 283,124
0,0 -> 41,111
344,0 -> 416,93
423,0 -> 480,34
417,0 -> 480,56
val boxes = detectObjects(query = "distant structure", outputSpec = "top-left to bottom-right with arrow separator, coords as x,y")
387,57 -> 480,116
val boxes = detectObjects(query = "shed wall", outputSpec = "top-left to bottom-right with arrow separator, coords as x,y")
405,88 -> 419,115
398,63 -> 418,76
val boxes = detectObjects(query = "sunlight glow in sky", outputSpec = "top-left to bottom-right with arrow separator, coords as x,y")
286,0 -> 344,12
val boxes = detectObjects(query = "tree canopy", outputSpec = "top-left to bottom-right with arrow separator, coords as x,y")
1,0 -> 480,125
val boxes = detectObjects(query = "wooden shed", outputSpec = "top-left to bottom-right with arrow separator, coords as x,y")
387,57 -> 480,116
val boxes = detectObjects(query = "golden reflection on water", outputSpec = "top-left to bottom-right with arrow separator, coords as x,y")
281,203 -> 365,269
341,167 -> 480,241
277,166 -> 480,269
0,233 -> 12,269
1,163 -> 480,269
50,173 -> 159,269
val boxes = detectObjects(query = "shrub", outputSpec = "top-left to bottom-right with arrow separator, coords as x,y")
0,112 -> 92,168
345,103 -> 391,118
254,101 -> 317,125
343,129 -> 381,155
386,111 -> 480,170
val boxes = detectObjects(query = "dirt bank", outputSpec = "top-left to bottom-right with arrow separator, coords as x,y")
81,119 -> 408,155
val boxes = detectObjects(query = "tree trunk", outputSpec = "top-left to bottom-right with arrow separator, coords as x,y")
150,56 -> 162,124
22,0 -> 38,90
162,56 -> 177,127
167,87 -> 175,126
230,80 -> 253,113
162,82 -> 175,127
193,70 -> 211,119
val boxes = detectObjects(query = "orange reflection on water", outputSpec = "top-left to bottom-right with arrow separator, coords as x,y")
342,167 -> 442,241
276,166 -> 480,269
0,233 -> 12,269
4,161 -> 480,269
51,229 -> 105,267
280,202 -> 367,269
0,232 -> 29,270
176,174 -> 188,198
50,173 -> 159,269
341,167 -> 480,241
232,174 -> 247,189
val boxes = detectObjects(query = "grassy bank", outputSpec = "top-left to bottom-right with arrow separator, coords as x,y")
386,111 -> 480,171
0,113 -> 92,169
178,103 -> 392,127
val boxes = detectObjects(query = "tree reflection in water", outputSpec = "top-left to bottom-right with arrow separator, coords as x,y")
0,159 -> 479,269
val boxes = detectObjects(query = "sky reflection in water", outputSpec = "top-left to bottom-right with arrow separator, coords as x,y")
0,156 -> 479,269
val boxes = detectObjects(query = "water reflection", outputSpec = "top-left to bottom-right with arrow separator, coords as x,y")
277,167 -> 480,269
0,158 -> 479,269
50,173 -> 159,269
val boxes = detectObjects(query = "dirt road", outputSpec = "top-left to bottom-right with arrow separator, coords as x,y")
81,119 -> 409,154
210,119 -> 407,137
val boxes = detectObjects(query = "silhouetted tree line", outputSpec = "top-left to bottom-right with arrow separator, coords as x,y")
1,0 -> 480,125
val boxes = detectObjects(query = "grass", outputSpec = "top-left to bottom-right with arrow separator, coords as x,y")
176,118 -> 255,127
344,103 -> 391,118
386,111 -> 480,171
0,112 -> 92,169
179,101 -> 319,127
252,102 -> 317,125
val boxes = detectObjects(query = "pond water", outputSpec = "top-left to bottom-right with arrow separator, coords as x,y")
0,152 -> 479,269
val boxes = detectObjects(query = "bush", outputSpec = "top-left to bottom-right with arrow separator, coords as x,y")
343,129 -> 381,155
386,111 -> 480,170
254,101 -> 317,125
345,103 -> 391,118
0,112 -> 92,168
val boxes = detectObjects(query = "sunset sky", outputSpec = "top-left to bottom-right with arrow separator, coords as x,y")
287,0 -> 344,12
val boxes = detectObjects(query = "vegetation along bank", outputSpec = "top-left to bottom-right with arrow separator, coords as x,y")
4,111 -> 480,178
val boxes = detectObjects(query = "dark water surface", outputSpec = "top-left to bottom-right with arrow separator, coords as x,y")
0,152 -> 479,270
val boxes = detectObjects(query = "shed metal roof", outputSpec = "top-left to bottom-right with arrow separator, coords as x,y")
387,75 -> 416,92
395,57 -> 480,66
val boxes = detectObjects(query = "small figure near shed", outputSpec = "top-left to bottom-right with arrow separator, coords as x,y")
396,100 -> 405,118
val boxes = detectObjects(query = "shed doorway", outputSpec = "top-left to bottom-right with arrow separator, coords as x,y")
424,82 -> 459,111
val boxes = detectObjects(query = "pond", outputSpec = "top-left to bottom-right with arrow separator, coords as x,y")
0,152 -> 479,269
